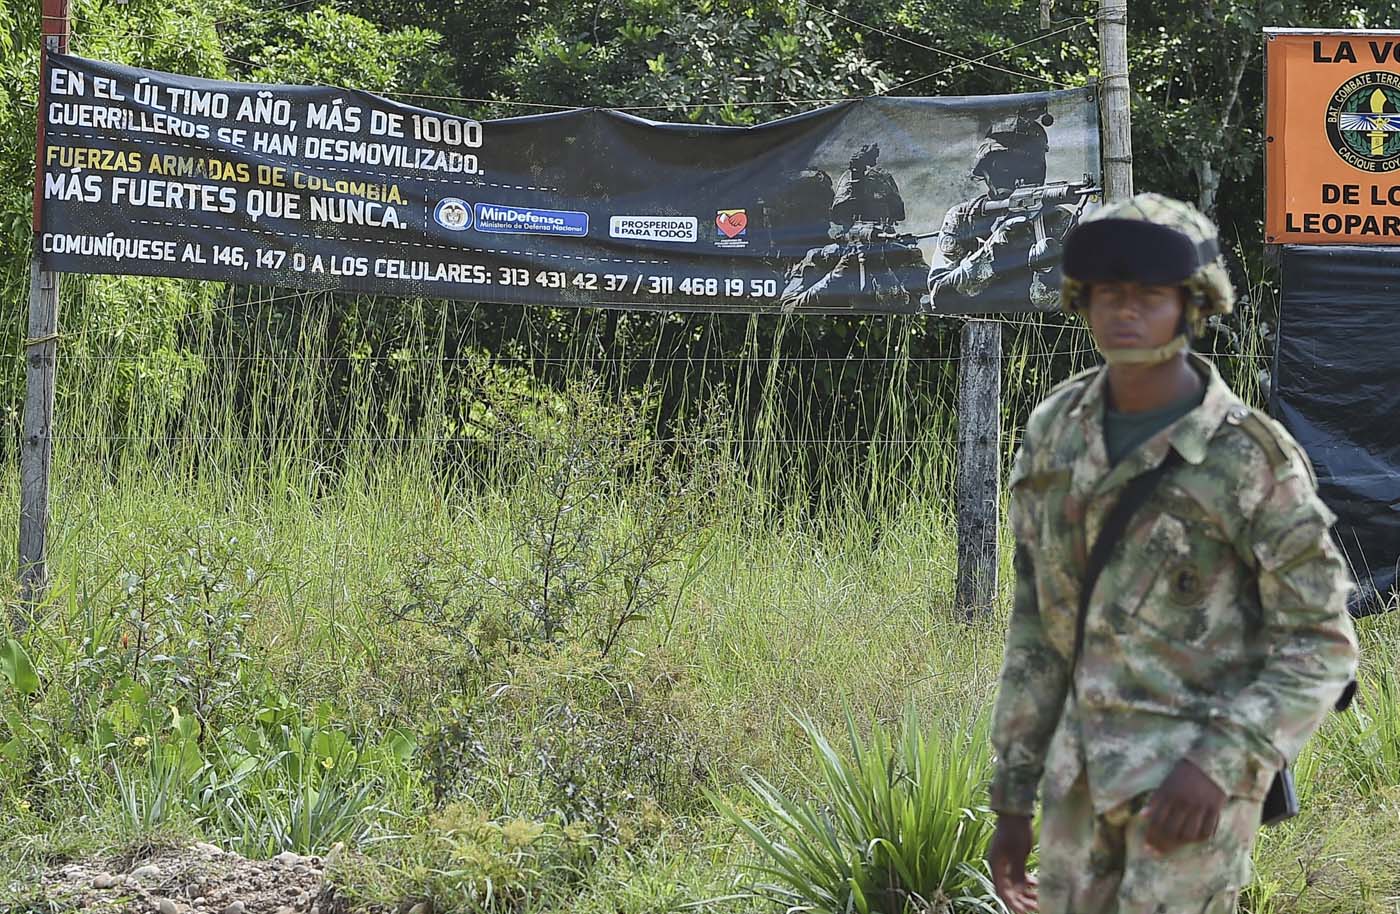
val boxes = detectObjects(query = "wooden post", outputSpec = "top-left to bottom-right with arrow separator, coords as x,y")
955,320 -> 1001,620
18,0 -> 71,623
1098,0 -> 1133,200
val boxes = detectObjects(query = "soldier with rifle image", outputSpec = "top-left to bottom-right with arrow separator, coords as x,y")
778,143 -> 930,314
928,105 -> 1098,311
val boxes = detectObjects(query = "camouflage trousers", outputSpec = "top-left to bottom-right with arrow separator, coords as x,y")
1037,772 -> 1261,914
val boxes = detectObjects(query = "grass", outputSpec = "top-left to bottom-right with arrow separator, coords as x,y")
0,284 -> 1395,912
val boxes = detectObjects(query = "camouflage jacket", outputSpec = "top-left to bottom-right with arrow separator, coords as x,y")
989,355 -> 1358,817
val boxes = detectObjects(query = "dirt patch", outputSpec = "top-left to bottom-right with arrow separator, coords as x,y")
26,843 -> 348,914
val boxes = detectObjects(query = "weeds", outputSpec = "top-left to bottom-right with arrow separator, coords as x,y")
1323,656 -> 1400,798
714,704 -> 1001,914
331,802 -> 598,913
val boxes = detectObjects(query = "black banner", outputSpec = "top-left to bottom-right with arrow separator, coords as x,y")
1274,244 -> 1400,615
38,52 -> 1100,315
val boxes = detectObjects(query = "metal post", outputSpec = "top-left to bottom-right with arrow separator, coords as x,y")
18,0 -> 71,623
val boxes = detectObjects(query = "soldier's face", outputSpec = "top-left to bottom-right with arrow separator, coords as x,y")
1086,281 -> 1186,350
977,149 -> 1047,198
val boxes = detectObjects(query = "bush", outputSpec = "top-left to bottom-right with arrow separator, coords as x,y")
330,800 -> 599,913
714,704 -> 1001,914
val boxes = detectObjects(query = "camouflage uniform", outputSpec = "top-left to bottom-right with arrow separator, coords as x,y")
990,195 -> 1359,913
927,196 -> 1075,309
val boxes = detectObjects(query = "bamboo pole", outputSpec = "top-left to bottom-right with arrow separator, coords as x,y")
1098,0 -> 1133,200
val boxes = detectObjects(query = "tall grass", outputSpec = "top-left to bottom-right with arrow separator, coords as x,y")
32,281 -> 1111,530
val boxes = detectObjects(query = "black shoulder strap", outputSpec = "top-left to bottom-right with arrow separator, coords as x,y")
1072,450 -> 1185,671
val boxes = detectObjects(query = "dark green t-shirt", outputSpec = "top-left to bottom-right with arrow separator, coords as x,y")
1103,385 -> 1206,466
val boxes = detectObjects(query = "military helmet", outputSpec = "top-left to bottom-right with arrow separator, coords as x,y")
972,109 -> 1052,187
985,109 -> 1051,154
1060,193 -> 1234,363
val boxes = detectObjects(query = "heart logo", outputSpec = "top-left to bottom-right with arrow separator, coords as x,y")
716,209 -> 748,238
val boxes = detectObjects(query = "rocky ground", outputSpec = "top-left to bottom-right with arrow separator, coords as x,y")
19,843 -> 356,914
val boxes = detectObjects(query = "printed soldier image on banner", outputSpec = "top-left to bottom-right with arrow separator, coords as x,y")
746,95 -> 1101,315
926,103 -> 1099,313
38,53 -> 1100,315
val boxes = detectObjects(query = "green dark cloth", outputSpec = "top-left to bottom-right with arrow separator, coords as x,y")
1103,384 -> 1206,466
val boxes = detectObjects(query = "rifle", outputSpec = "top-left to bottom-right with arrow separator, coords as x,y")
852,176 -> 1101,248
961,177 -> 1100,271
973,177 -> 1101,218
865,229 -> 942,243
836,222 -> 936,292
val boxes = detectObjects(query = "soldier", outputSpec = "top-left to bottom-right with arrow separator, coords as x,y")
779,144 -> 928,313
927,107 -> 1088,312
753,167 -> 835,274
986,194 -> 1359,914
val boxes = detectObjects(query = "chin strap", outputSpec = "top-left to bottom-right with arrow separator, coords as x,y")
1097,333 -> 1189,366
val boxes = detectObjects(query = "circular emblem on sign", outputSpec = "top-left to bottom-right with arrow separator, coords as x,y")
434,197 -> 473,231
1326,71 -> 1400,172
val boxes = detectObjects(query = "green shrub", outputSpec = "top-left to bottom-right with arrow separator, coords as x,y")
330,801 -> 598,913
420,640 -> 710,833
714,704 -> 1001,914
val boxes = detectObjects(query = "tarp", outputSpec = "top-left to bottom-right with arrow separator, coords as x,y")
1274,244 -> 1400,614
36,52 -> 1101,315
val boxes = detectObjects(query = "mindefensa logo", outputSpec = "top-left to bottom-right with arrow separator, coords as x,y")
1327,71 -> 1400,172
608,216 -> 698,243
473,203 -> 589,237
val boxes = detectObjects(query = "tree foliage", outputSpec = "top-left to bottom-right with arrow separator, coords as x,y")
5,0 -> 1399,470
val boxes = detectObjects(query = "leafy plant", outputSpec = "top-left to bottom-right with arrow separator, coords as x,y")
714,704 -> 1002,914
0,639 -> 37,697
202,698 -> 405,855
0,637 -> 42,769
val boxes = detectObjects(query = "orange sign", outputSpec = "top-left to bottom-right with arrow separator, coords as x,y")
1266,29 -> 1400,244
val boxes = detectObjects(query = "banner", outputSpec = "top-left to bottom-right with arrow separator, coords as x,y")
1265,29 -> 1400,244
37,53 -> 1100,315
1274,244 -> 1399,615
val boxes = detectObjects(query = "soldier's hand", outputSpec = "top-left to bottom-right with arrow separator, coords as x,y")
989,214 -> 1032,247
1028,234 -> 1060,267
988,814 -> 1039,913
827,248 -> 859,279
1142,759 -> 1227,854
